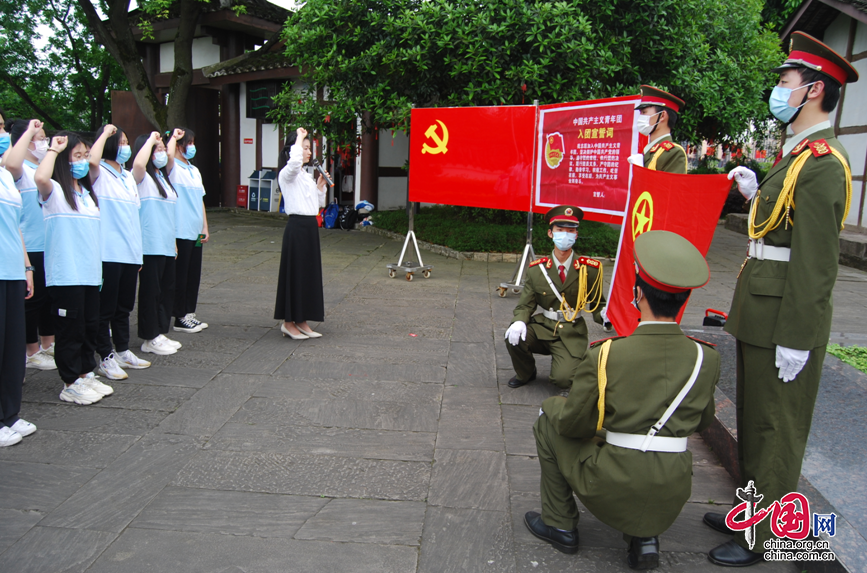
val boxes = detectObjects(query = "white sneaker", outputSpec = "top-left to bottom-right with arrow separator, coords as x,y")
80,372 -> 114,396
115,349 -> 152,369
0,426 -> 22,447
186,313 -> 208,329
141,337 -> 177,355
10,419 -> 36,437
98,353 -> 129,380
157,334 -> 182,349
173,315 -> 203,333
26,350 -> 57,370
59,380 -> 103,405
41,342 -> 55,356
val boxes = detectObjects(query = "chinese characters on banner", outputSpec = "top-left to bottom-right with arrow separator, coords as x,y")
535,97 -> 641,223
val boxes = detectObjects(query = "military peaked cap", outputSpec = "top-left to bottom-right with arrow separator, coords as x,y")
634,231 -> 709,293
773,31 -> 858,85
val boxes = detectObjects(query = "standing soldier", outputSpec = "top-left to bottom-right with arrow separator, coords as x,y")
705,31 -> 858,567
504,205 -> 605,390
628,86 -> 688,174
525,230 -> 719,570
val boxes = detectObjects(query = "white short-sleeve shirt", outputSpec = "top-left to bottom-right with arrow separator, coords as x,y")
138,169 -> 178,257
15,161 -> 45,253
41,180 -> 101,286
0,167 -> 24,280
169,160 -> 205,241
92,161 -> 143,265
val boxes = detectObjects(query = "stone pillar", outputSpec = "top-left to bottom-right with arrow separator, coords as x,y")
221,83 -> 241,207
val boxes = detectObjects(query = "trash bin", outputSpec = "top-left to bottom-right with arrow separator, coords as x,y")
248,170 -> 261,211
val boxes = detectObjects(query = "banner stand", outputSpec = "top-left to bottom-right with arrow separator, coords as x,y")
497,209 -> 536,298
386,202 -> 433,281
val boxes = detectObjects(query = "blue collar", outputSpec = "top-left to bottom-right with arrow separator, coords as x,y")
100,160 -> 128,181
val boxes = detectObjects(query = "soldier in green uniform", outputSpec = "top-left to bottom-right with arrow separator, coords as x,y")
524,230 -> 720,570
705,32 -> 859,567
505,205 -> 605,390
627,86 -> 688,174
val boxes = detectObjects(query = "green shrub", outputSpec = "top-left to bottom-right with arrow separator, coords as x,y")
373,206 -> 620,257
827,343 -> 867,374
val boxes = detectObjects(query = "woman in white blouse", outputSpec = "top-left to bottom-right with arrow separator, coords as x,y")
273,127 -> 328,339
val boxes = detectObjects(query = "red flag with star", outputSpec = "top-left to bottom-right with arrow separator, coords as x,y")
606,166 -> 731,336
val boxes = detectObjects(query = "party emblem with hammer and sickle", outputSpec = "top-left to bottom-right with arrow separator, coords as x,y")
422,120 -> 449,154
631,191 -> 654,241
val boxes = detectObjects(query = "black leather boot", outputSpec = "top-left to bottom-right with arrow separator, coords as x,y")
703,512 -> 732,535
627,536 -> 659,569
523,511 -> 579,554
707,540 -> 763,567
508,367 -> 537,388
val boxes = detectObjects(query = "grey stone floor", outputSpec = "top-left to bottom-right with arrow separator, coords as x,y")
6,212 -> 865,572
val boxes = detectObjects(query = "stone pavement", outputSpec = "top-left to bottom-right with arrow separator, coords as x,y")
1,212 -> 864,572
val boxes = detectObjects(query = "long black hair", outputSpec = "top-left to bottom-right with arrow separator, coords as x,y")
132,133 -> 175,199
280,129 -> 308,166
52,131 -> 97,211
96,124 -> 128,165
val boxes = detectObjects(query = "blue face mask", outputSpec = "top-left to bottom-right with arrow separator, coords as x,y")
183,145 -> 196,160
153,151 -> 168,169
552,231 -> 577,251
70,159 -> 89,180
768,82 -> 816,123
116,145 -> 131,164
0,133 -> 10,156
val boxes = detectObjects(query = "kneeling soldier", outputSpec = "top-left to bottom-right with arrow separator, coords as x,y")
525,230 -> 720,570
505,205 -> 605,390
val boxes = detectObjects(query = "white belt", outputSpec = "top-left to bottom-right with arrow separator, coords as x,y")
748,239 -> 790,262
541,308 -> 566,321
604,430 -> 688,453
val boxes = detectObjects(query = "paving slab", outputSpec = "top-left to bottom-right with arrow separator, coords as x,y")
0,461 -> 100,512
208,422 -> 436,461
130,486 -> 328,537
419,506 -> 516,573
86,529 -> 419,573
174,450 -> 431,501
294,498 -> 427,545
428,449 -> 509,511
0,526 -> 118,573
0,429 -> 137,468
39,434 -> 200,532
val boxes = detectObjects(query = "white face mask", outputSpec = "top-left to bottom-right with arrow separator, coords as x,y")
636,111 -> 663,136
32,139 -> 49,161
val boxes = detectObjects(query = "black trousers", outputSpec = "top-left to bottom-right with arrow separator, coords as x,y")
24,251 -> 54,345
49,285 -> 99,385
0,281 -> 25,427
97,262 -> 139,359
138,255 -> 175,340
173,239 -> 202,318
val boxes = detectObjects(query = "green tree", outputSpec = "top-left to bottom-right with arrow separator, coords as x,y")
0,0 -> 127,131
272,0 -> 782,147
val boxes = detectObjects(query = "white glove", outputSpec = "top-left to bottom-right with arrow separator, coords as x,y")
775,345 -> 809,383
727,166 -> 759,200
505,321 -> 527,346
600,306 -> 613,333
627,153 -> 644,167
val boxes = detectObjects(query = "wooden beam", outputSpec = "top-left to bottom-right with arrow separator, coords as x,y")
206,67 -> 301,87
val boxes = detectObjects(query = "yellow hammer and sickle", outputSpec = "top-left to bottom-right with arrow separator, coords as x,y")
631,191 -> 654,241
421,120 -> 449,154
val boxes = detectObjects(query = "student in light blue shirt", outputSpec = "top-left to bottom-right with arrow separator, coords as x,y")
34,132 -> 114,405
0,131 -> 37,447
133,130 -> 182,356
168,127 -> 209,334
6,119 -> 56,372
89,124 -> 151,380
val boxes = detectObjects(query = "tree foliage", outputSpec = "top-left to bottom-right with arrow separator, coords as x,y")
0,0 -> 127,131
272,0 -> 783,147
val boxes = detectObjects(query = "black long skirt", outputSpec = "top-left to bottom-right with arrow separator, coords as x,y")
273,215 -> 325,322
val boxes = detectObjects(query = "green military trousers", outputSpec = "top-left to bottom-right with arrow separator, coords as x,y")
534,413 -> 584,531
734,340 -> 826,551
505,325 -> 577,389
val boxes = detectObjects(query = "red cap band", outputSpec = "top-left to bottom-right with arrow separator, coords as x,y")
639,96 -> 681,113
787,50 -> 848,85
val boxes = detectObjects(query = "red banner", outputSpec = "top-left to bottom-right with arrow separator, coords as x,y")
535,97 -> 640,223
606,167 -> 731,337
408,106 -> 537,211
